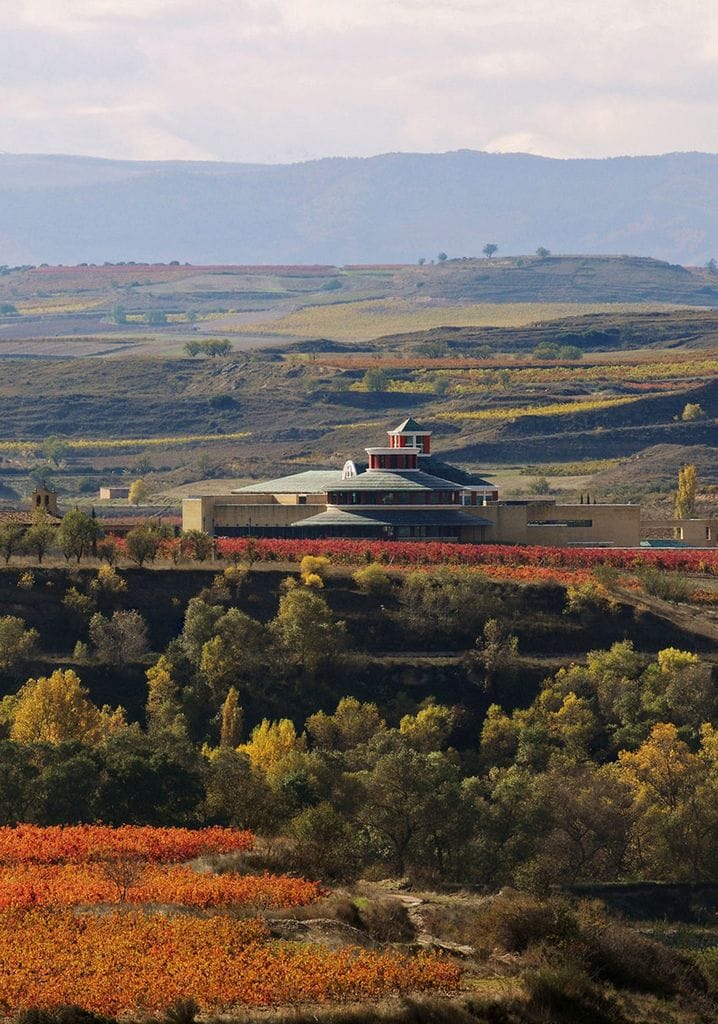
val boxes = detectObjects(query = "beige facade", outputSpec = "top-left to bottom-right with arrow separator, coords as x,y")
183,495 -> 326,535
182,493 -> 643,547
479,501 -> 642,547
642,516 -> 718,548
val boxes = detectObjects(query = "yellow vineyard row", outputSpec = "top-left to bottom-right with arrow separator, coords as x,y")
0,432 -> 251,454
438,397 -> 639,422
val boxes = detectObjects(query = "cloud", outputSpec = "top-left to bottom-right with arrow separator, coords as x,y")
1,0 -> 717,161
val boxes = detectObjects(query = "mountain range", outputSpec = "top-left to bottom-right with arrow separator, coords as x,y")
2,149 -> 718,266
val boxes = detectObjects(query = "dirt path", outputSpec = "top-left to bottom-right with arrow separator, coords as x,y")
610,585 -> 718,649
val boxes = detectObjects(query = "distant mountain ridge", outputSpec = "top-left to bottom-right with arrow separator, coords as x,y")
1,150 -> 718,266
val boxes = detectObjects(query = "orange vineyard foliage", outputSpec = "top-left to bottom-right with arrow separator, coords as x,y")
0,910 -> 460,1015
0,863 -> 322,910
0,824 -> 254,864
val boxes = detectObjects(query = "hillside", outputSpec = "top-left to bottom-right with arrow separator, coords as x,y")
3,150 -> 718,264
0,259 -> 717,359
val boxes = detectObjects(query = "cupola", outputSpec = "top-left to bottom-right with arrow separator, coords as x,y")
387,416 -> 432,455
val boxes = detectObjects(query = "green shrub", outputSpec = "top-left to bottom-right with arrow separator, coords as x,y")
639,566 -> 691,603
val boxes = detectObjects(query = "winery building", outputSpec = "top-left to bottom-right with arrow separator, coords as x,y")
183,418 -> 643,547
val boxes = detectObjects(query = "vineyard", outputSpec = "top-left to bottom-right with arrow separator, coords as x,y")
212,538 -> 718,575
237,298 -> 670,342
0,826 -> 460,1016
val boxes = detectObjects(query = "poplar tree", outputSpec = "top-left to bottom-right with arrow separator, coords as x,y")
220,686 -> 243,748
675,463 -> 697,519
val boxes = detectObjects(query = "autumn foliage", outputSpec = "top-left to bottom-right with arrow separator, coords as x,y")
213,538 -> 718,574
0,824 -> 254,864
0,863 -> 321,910
0,825 -> 459,1015
0,909 -> 460,1015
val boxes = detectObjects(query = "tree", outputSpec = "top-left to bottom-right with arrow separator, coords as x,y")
0,523 -> 23,564
145,655 -> 187,740
238,719 -> 307,785
270,587 -> 346,673
180,597 -> 224,664
128,478 -> 150,506
183,340 -> 202,358
56,508 -> 100,563
417,257 -> 426,266
23,508 -> 55,564
181,529 -> 213,562
145,310 -> 167,325
472,618 -> 519,691
203,747 -> 275,830
399,704 -> 454,752
10,668 -> 124,746
111,304 -> 127,325
675,463 -> 697,519
125,523 -> 162,566
483,243 -> 498,259
200,608 -> 266,700
0,616 -> 38,673
202,338 -> 232,357
706,257 -> 717,275
220,686 -> 243,747
535,247 -> 551,258
89,610 -> 149,664
307,697 -> 385,752
437,252 -> 448,262
359,746 -> 473,876
400,568 -> 495,642
43,436 -> 68,466
362,367 -> 389,392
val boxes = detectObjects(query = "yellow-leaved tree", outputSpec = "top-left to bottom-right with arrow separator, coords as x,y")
10,668 -> 126,745
674,463 -> 697,520
238,718 -> 307,785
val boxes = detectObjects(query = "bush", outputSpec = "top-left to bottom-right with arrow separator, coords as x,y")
523,960 -> 623,1024
469,892 -> 577,953
16,1009 -> 115,1024
300,554 -> 331,581
639,566 -> 691,603
564,580 -> 618,616
681,402 -> 706,422
576,907 -> 704,997
353,562 -> 392,596
358,898 -> 417,943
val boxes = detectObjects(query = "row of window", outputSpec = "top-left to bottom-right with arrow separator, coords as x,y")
328,490 -> 461,506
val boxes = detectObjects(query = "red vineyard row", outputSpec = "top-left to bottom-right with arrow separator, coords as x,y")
213,538 -> 718,574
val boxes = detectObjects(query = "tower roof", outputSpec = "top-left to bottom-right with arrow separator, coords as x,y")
389,416 -> 430,434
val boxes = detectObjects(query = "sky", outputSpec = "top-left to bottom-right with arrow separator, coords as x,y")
3,0 -> 718,163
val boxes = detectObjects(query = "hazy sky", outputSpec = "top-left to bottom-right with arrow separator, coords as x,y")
3,0 -> 718,163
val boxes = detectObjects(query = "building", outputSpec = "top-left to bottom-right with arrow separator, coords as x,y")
183,417 -> 644,547
0,484 -> 62,529
99,486 -> 131,500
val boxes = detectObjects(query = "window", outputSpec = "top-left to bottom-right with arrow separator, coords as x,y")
527,519 -> 593,528
297,495 -> 307,505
